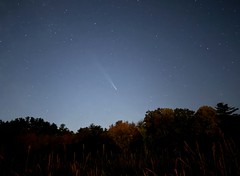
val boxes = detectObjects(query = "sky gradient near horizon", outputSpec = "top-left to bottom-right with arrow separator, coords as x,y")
0,0 -> 240,131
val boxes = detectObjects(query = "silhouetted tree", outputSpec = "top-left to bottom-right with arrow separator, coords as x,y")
144,108 -> 175,137
215,102 -> 239,116
215,103 -> 240,141
88,123 -> 104,136
173,108 -> 195,139
59,123 -> 70,134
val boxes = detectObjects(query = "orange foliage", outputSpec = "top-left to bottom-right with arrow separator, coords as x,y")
108,121 -> 140,151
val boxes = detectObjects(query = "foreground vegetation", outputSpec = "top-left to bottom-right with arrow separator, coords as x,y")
0,103 -> 240,176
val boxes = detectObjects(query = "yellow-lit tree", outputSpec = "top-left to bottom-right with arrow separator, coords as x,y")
108,121 -> 141,152
194,106 -> 219,135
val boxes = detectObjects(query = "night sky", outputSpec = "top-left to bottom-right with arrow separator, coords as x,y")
0,0 -> 240,131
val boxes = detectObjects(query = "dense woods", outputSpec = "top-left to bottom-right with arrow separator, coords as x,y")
0,103 -> 240,176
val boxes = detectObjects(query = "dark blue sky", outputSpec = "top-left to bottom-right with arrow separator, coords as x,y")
0,0 -> 240,131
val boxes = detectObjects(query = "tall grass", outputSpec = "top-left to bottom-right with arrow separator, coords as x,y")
21,140 -> 240,176
1,137 -> 240,176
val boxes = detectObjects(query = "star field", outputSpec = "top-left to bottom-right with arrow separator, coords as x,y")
0,0 -> 240,131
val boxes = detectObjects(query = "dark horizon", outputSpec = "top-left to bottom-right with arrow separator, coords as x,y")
0,102 -> 239,132
1,103 -> 240,175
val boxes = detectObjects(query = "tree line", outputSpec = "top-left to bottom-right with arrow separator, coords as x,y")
0,102 -> 239,175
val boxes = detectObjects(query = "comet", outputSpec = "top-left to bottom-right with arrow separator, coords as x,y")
109,79 -> 118,91
95,62 -> 118,91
